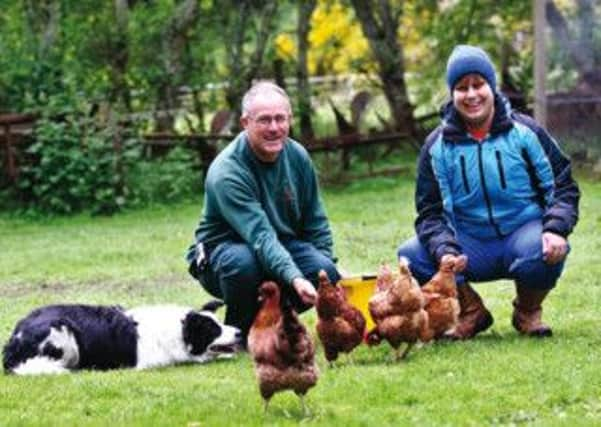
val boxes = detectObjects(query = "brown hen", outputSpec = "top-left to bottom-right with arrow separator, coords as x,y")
248,281 -> 319,413
366,259 -> 429,360
316,270 -> 366,365
421,257 -> 460,340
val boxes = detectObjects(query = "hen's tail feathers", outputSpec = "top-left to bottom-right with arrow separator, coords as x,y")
280,301 -> 313,365
398,257 -> 411,276
439,257 -> 455,273
281,301 -> 305,345
318,270 -> 331,288
376,263 -> 393,290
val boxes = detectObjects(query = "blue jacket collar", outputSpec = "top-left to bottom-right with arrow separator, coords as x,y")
440,93 -> 514,142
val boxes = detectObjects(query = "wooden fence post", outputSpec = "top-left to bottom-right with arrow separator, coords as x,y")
2,123 -> 17,184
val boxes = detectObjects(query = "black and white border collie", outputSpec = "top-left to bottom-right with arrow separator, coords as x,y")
3,300 -> 241,375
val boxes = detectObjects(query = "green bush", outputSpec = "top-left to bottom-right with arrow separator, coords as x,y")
126,146 -> 202,206
17,112 -> 128,215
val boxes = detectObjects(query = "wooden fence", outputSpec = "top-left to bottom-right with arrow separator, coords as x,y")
0,113 -> 36,184
141,130 -> 413,180
1,112 -> 414,187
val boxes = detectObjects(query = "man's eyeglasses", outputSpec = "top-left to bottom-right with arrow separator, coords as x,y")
251,114 -> 290,126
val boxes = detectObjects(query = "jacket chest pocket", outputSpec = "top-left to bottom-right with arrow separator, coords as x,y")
495,150 -> 507,190
454,149 -> 505,195
459,155 -> 471,193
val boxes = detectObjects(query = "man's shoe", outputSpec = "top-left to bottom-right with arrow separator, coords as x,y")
444,282 -> 493,340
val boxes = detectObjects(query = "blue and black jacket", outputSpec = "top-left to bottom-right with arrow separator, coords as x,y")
415,94 -> 580,262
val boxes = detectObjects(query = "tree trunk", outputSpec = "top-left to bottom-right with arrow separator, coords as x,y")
456,0 -> 477,44
546,0 -> 601,90
296,0 -> 317,142
109,0 -> 131,112
156,0 -> 200,131
24,0 -> 61,60
224,1 -> 278,127
192,88 -> 206,133
224,1 -> 251,121
350,0 -> 416,136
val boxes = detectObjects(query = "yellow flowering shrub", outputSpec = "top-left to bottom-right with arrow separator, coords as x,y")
274,33 -> 296,62
400,4 -> 431,70
273,0 -> 374,75
308,0 -> 371,75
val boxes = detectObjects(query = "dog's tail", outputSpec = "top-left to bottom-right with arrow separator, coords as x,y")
3,324 -> 79,376
201,300 -> 225,313
9,356 -> 71,375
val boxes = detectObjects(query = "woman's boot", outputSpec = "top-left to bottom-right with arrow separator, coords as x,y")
444,283 -> 493,339
512,286 -> 552,337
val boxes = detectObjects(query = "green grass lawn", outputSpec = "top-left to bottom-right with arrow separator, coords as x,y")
1,162 -> 600,426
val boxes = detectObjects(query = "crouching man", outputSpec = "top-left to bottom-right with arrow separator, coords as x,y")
398,45 -> 580,339
186,81 -> 340,344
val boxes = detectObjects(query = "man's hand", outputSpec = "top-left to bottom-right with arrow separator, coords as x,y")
440,253 -> 468,273
542,232 -> 568,265
292,277 -> 317,306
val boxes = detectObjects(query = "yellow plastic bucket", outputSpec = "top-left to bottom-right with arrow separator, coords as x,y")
339,274 -> 377,330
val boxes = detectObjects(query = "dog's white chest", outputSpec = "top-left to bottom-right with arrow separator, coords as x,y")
127,306 -> 191,369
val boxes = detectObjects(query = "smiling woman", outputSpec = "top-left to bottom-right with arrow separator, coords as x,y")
397,44 -> 580,341
452,74 -> 495,134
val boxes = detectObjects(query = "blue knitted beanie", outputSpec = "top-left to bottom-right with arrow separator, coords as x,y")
446,45 -> 496,92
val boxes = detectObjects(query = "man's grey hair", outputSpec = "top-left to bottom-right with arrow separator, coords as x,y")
241,81 -> 291,117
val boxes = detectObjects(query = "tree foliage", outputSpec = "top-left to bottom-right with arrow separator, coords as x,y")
17,95 -> 128,215
3,0 -> 594,214
546,0 -> 601,92
350,0 -> 415,133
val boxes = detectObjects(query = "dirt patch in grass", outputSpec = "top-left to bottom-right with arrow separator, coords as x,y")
0,273 -> 191,299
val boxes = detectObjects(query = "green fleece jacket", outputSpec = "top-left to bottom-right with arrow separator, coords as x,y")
187,132 -> 334,288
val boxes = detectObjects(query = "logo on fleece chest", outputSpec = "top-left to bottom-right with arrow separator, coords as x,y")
282,182 -> 298,205
275,181 -> 299,219
256,164 -> 300,223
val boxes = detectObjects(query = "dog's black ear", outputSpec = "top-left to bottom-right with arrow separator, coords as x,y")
201,300 -> 225,312
182,312 -> 221,355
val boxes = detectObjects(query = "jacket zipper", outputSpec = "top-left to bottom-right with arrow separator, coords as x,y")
477,144 -> 503,237
495,150 -> 507,189
460,155 -> 470,193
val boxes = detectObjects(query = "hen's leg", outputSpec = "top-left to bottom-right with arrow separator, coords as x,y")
325,347 -> 338,368
298,394 -> 310,417
345,352 -> 355,366
397,342 -> 414,360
